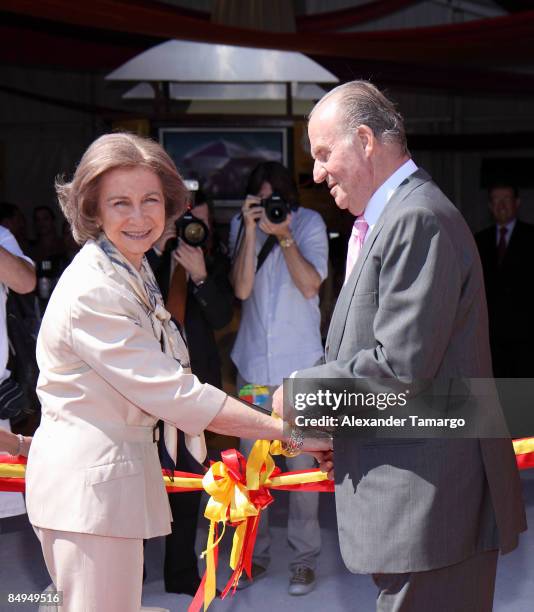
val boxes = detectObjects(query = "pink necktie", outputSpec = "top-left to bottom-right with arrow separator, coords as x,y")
345,216 -> 369,284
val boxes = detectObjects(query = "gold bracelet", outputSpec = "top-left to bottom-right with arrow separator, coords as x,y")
278,236 -> 295,249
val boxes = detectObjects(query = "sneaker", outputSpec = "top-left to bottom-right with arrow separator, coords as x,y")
235,563 -> 267,591
288,566 -> 316,596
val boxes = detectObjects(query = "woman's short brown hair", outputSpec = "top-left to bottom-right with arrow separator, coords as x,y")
56,132 -> 188,244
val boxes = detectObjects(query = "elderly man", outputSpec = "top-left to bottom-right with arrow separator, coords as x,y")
273,81 -> 526,611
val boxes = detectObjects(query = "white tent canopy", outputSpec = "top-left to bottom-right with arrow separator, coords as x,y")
106,39 -> 338,84
123,82 -> 327,101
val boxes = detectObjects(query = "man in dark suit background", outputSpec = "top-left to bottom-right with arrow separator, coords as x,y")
273,81 -> 526,611
475,184 -> 534,377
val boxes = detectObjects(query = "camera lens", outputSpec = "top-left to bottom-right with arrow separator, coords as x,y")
176,213 -> 209,247
263,196 -> 288,224
183,221 -> 207,246
267,204 -> 285,223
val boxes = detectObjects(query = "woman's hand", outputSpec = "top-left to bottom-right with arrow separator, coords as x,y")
173,241 -> 207,285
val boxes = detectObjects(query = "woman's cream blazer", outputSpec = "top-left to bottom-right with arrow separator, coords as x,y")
26,242 -> 226,538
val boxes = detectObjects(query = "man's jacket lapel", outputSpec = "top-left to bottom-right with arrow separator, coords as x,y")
326,169 -> 432,361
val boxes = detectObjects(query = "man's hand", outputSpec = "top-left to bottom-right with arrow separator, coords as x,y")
242,195 -> 263,231
310,449 -> 334,480
258,211 -> 292,238
302,438 -> 332,452
173,240 -> 207,285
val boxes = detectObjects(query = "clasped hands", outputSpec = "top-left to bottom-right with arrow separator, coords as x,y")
242,195 -> 293,239
272,385 -> 334,481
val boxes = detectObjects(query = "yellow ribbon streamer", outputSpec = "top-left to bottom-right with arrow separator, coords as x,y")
246,439 -> 275,490
0,463 -> 25,478
267,470 -> 330,488
162,474 -> 203,490
229,521 -> 248,571
513,438 -> 534,455
197,436 -> 282,609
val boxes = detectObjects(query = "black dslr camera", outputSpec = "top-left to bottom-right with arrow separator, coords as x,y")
251,193 -> 291,224
173,179 -> 209,247
175,211 -> 209,247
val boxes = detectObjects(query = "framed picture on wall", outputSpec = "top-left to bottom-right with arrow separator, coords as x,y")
159,127 -> 288,213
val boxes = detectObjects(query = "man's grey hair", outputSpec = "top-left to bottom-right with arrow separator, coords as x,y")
309,81 -> 407,153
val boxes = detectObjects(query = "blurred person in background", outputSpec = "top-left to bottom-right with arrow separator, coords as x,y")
0,223 -> 36,520
147,189 -> 233,596
475,183 -> 534,377
30,205 -> 65,263
30,206 -> 66,308
228,161 -> 328,595
0,202 -> 30,252
61,220 -> 80,264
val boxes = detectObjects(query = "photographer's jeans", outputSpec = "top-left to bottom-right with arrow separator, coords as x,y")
237,373 -> 321,571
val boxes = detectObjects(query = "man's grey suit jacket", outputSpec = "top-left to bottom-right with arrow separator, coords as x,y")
296,169 -> 526,574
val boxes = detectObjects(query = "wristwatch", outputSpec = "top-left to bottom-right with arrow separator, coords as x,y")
278,236 -> 295,249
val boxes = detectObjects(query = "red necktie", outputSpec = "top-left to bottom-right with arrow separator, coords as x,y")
497,225 -> 508,267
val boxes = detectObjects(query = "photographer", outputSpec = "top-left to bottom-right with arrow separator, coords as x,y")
228,161 -> 328,595
146,190 -> 233,597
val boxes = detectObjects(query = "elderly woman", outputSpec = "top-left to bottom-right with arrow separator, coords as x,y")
25,133 -> 328,612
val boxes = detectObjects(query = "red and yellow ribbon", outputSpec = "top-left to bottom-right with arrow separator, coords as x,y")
0,454 -> 334,496
0,454 -> 26,492
1,437 -> 533,612
190,438 -> 322,611
513,437 -> 534,470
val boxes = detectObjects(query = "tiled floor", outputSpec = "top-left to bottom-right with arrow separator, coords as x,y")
1,471 -> 533,611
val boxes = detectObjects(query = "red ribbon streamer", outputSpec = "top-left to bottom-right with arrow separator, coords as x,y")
2,444 -> 532,612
